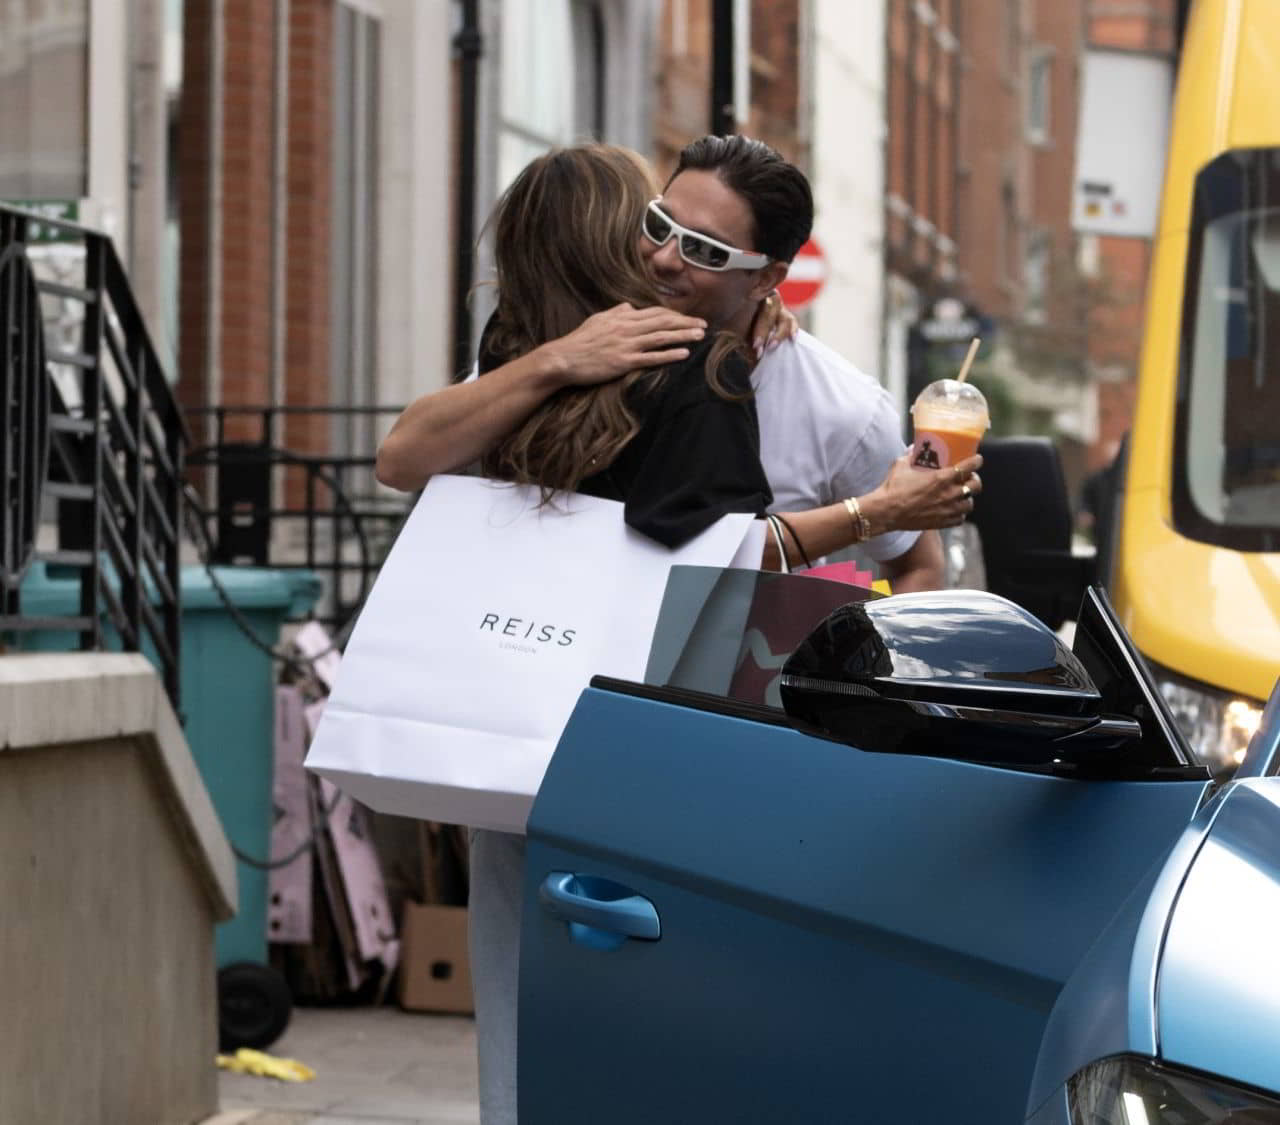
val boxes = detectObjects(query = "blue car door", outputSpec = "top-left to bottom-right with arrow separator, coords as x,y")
518,574 -> 1209,1124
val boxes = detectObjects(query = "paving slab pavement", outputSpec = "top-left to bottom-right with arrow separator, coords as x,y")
210,1005 -> 479,1125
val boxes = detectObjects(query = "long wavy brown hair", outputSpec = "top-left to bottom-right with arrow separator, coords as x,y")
481,143 -> 741,495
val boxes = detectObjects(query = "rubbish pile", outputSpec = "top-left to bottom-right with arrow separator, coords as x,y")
267,622 -> 472,1013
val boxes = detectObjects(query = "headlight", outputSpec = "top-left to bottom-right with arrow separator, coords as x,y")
1151,664 -> 1263,776
1069,1055 -> 1280,1123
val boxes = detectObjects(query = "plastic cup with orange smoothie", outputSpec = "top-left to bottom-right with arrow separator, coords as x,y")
909,379 -> 990,471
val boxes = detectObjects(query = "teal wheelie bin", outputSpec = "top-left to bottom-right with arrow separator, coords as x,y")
19,561 -> 322,1049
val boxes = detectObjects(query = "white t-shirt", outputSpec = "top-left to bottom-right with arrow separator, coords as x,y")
752,330 -> 919,563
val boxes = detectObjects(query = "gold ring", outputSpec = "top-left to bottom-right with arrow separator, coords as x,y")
961,484 -> 972,501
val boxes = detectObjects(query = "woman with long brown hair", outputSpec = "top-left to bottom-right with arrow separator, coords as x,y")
476,142 -> 772,545
465,143 -> 773,1125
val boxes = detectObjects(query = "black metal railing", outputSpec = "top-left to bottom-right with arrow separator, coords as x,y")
0,205 -> 187,707
185,405 -> 413,633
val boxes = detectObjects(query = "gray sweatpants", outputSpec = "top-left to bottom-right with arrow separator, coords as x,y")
467,827 -> 526,1125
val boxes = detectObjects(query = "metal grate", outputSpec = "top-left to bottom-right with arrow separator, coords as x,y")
185,405 -> 413,634
0,205 -> 187,708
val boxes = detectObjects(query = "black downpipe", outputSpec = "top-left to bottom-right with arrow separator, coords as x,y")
452,0 -> 482,381
711,0 -> 735,135
1173,0 -> 1192,58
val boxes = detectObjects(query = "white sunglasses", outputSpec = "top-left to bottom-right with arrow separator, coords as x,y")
642,198 -> 771,272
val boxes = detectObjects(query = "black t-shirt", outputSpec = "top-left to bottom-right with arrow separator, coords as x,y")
478,321 -> 771,548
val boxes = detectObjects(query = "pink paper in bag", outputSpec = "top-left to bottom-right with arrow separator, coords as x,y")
798,561 -> 874,588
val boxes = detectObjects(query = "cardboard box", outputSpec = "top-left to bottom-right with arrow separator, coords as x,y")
399,902 -> 474,1014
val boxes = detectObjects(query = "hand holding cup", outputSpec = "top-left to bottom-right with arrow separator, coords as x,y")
874,451 -> 983,530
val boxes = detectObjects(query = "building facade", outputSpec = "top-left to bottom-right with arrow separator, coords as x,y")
6,0 -> 1179,515
884,0 -> 961,425
952,0 -> 1094,479
1079,0 -> 1177,475
3,0 -> 814,477
806,0 -> 887,381
883,0 -> 1177,500
176,0 -> 452,464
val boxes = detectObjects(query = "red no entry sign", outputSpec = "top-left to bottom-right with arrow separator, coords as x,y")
778,237 -> 827,309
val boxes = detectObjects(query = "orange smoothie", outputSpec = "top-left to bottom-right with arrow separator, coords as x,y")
909,380 -> 990,471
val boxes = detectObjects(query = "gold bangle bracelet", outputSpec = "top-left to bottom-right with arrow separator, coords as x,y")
842,496 -> 871,543
842,497 -> 860,540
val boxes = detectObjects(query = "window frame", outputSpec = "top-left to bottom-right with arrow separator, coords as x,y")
1026,46 -> 1052,147
329,0 -> 383,466
0,0 -> 91,201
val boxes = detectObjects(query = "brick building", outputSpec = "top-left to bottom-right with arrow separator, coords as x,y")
176,0 -> 451,466
884,0 -> 1176,500
885,0 -> 959,298
6,0 -> 808,494
951,0 -> 1094,480
883,0 -> 961,426
653,0 -> 807,179
8,0 -> 1179,510
1081,1 -> 1177,473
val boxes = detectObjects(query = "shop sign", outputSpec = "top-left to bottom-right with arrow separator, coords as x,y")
918,297 -> 983,343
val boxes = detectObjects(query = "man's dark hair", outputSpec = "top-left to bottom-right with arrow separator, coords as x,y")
671,135 -> 813,263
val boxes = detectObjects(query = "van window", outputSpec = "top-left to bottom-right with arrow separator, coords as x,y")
1174,149 -> 1280,553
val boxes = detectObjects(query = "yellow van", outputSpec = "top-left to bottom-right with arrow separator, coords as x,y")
974,0 -> 1278,777
1109,0 -> 1280,775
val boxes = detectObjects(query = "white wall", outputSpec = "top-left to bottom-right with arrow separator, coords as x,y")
126,0 -> 173,367
806,0 -> 886,381
375,0 -> 454,407
600,0 -> 661,153
86,0 -> 130,244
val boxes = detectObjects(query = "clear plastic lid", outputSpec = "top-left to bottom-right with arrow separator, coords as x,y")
910,378 -> 990,431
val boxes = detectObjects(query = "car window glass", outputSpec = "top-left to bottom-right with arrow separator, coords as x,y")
645,566 -> 880,710
1071,587 -> 1195,769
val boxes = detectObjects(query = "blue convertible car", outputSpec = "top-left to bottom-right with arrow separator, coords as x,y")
517,569 -> 1280,1123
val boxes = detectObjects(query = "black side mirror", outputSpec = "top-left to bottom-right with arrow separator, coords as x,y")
778,589 -> 1178,779
969,436 -> 1095,630
780,587 -> 1206,780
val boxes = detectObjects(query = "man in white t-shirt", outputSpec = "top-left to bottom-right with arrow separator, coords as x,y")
376,136 -> 981,1125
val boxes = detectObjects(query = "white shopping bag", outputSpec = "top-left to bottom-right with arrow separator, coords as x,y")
305,475 -> 762,834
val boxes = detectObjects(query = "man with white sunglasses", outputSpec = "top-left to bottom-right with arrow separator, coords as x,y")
641,134 -> 982,586
379,135 -> 978,588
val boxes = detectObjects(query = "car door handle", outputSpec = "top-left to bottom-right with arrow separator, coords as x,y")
538,872 -> 661,945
